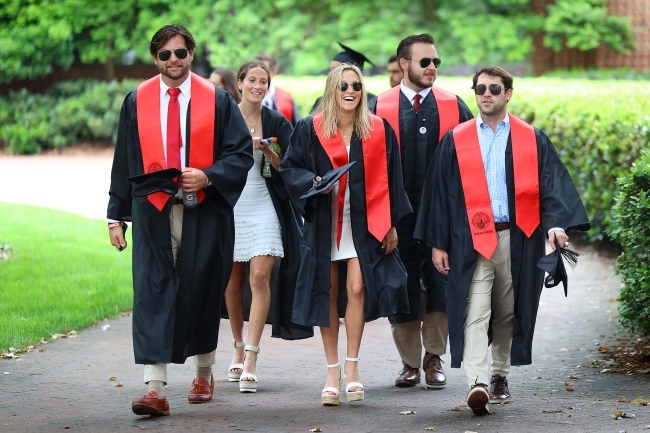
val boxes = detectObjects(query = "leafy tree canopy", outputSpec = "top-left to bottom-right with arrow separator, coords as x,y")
0,0 -> 637,83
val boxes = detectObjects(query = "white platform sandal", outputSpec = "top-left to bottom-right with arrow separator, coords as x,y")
239,345 -> 260,393
345,357 -> 364,402
321,362 -> 344,406
228,340 -> 246,382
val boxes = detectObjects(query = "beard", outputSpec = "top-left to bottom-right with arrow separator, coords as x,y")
407,66 -> 435,89
158,61 -> 190,80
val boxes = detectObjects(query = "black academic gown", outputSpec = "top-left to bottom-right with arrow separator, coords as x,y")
369,91 -> 473,323
279,116 -> 412,327
270,97 -> 301,127
107,86 -> 253,365
414,127 -> 590,368
219,107 -> 313,340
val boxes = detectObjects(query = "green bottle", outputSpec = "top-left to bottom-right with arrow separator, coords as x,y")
262,138 -> 281,178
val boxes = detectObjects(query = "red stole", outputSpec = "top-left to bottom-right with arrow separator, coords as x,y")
453,114 -> 539,260
376,85 -> 460,147
136,72 -> 216,211
275,87 -> 294,124
312,113 -> 391,247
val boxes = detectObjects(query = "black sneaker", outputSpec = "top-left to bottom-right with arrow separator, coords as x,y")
466,384 -> 490,415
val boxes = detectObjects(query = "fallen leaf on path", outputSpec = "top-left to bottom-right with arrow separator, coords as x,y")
16,359 -> 23,362
399,410 -> 415,415
425,428 -> 435,431
448,407 -> 461,411
542,409 -> 564,413
533,376 -> 542,379
541,397 -> 549,401
568,374 -> 579,379
309,429 -> 322,432
115,383 -> 123,387
618,399 -> 631,403
633,397 -> 648,406
39,349 -> 46,353
566,387 -> 574,392
101,325 -> 110,331
109,376 -> 118,381
565,381 -> 573,387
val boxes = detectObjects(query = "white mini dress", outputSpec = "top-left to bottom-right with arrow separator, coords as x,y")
330,145 -> 357,261
233,149 -> 284,261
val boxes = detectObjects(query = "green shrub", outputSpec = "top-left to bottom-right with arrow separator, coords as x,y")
543,68 -> 650,81
609,151 -> 650,334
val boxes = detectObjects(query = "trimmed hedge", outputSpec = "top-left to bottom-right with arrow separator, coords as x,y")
609,151 -> 650,334
1,77 -> 649,243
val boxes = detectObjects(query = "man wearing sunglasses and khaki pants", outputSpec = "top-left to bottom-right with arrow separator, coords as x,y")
415,65 -> 589,415
108,24 -> 253,416
369,34 -> 473,389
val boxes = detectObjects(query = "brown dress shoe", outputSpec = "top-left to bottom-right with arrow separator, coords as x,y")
394,365 -> 421,387
188,375 -> 214,403
466,384 -> 490,416
489,374 -> 511,403
132,391 -> 170,416
423,352 -> 447,387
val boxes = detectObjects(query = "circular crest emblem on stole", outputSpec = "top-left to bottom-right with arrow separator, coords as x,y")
472,212 -> 491,230
147,162 -> 164,172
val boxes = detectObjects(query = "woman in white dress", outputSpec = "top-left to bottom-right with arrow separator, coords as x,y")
280,64 -> 412,406
224,60 -> 295,393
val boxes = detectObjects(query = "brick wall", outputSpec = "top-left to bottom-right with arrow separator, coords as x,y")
532,0 -> 650,75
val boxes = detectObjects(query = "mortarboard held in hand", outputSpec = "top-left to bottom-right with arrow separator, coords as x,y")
536,237 -> 582,297
300,161 -> 356,199
128,167 -> 181,197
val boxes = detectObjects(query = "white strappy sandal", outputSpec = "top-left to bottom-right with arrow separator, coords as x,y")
321,362 -> 345,406
228,340 -> 246,382
239,344 -> 260,393
345,357 -> 364,402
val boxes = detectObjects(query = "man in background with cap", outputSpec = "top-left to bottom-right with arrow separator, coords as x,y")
369,33 -> 473,390
108,24 -> 253,416
414,65 -> 589,415
255,53 -> 301,126
310,42 -> 376,113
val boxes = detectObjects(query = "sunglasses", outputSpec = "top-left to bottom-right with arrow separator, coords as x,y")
474,84 -> 504,95
405,57 -> 441,69
157,48 -> 189,61
339,81 -> 363,92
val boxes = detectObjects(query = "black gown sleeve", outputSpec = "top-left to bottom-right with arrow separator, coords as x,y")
279,118 -> 319,215
202,89 -> 254,212
107,92 -> 135,221
536,129 -> 590,233
384,119 -> 412,226
367,96 -> 377,114
414,130 -> 454,251
457,96 -> 474,122
267,109 -> 294,201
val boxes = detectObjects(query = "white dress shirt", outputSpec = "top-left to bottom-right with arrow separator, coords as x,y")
399,80 -> 431,106
159,75 -> 191,169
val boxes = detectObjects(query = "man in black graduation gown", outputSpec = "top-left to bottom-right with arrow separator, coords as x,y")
310,43 -> 376,114
107,24 -> 253,416
414,66 -> 589,415
369,34 -> 473,389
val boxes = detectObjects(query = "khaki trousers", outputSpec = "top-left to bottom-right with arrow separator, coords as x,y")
463,230 -> 514,387
143,204 -> 216,384
391,287 -> 448,368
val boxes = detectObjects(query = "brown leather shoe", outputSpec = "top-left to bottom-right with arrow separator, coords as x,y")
423,352 -> 447,387
466,384 -> 490,416
489,374 -> 511,403
188,375 -> 214,403
132,391 -> 170,416
394,365 -> 421,387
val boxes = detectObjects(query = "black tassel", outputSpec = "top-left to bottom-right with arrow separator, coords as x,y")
559,247 -> 581,270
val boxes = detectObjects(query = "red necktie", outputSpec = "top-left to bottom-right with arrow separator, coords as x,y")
167,88 -> 182,170
413,94 -> 421,113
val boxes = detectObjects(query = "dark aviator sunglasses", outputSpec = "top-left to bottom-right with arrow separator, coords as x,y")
157,48 -> 189,61
474,84 -> 504,96
405,57 -> 441,69
339,81 -> 363,92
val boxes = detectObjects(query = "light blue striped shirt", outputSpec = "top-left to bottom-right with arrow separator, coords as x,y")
476,113 -> 510,223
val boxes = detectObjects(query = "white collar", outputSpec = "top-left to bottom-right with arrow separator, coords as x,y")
476,112 -> 510,128
159,73 -> 192,96
399,80 -> 432,102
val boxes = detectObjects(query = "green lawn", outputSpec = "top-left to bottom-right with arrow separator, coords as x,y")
0,203 -> 133,353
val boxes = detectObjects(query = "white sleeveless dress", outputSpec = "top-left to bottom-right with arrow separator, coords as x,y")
233,149 -> 284,261
330,145 -> 357,261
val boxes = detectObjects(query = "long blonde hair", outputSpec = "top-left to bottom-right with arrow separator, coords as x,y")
316,64 -> 372,140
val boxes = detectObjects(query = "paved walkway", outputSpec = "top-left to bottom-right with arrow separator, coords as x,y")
1,155 -> 649,432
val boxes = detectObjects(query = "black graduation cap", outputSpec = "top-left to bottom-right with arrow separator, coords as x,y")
333,42 -> 374,71
300,161 -> 356,199
128,167 -> 181,197
536,237 -> 582,297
